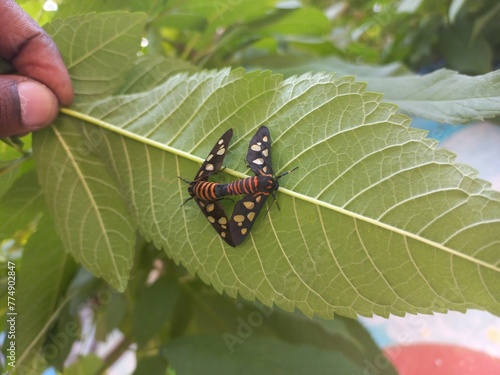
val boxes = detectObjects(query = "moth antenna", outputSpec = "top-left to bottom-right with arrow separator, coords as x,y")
277,166 -> 298,179
178,176 -> 191,184
179,196 -> 193,207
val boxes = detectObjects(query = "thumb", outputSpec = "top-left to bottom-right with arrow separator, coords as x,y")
0,76 -> 59,138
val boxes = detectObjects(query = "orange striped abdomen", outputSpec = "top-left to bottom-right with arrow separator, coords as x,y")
226,175 -> 276,196
189,175 -> 277,202
189,181 -> 223,201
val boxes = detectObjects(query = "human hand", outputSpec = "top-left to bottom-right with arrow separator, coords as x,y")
0,0 -> 73,138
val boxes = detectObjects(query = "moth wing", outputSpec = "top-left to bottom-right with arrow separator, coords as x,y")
194,198 -> 235,247
229,192 -> 269,246
195,128 -> 233,181
246,126 -> 274,176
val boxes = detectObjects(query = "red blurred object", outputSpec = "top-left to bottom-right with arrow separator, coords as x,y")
385,344 -> 500,375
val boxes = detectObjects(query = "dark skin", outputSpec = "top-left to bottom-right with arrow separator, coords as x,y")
0,0 -> 73,138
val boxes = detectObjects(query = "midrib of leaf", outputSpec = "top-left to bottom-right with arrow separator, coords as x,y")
288,187 -> 499,272
60,107 -> 249,178
59,107 -> 499,274
50,124 -> 121,277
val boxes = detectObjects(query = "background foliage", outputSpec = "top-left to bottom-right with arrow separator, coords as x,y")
1,0 -> 500,374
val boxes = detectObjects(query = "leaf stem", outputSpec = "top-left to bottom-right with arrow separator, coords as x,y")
59,107 -> 248,179
282,186 -> 500,273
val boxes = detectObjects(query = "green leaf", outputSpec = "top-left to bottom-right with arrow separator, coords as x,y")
257,7 -> 330,36
32,118 -> 136,291
164,335 -> 362,375
266,311 -> 395,372
55,0 -> 153,18
153,13 -> 208,32
248,56 -> 500,124
133,355 -> 168,375
189,291 -> 397,374
132,276 -> 180,346
0,158 -> 22,201
246,55 -> 411,78
32,12 -> 147,291
13,215 -> 77,373
0,170 -> 44,239
44,13 -> 147,104
51,68 -> 500,317
470,3 -> 500,42
0,138 -> 32,200
439,23 -> 492,74
95,292 -> 128,341
65,354 -> 104,375
115,56 -> 199,95
173,0 -> 281,52
366,69 -> 500,123
36,12 -> 500,318
42,301 -> 80,371
19,0 -> 53,25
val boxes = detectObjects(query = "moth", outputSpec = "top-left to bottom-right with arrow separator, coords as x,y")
228,126 -> 297,246
181,128 -> 236,246
182,127 -> 296,247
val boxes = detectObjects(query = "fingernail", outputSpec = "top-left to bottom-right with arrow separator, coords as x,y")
18,81 -> 59,130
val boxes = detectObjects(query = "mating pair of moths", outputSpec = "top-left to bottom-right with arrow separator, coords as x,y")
183,126 -> 296,247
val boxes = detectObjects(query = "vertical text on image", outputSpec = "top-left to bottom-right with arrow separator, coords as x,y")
6,261 -> 17,369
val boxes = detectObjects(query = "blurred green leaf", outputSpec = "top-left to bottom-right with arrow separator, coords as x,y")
12,216 -> 77,373
42,302 -> 80,371
190,291 -> 397,374
247,56 -> 500,124
133,355 -> 168,375
471,3 -> 500,41
246,55 -> 411,77
95,293 -> 128,341
153,13 -> 208,32
65,354 -> 104,375
0,138 -> 32,200
440,22 -> 492,74
164,335 -> 362,375
258,7 -> 330,36
0,170 -> 44,239
44,13 -> 147,104
366,69 -> 500,123
132,276 -> 180,346
56,0 -> 154,18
